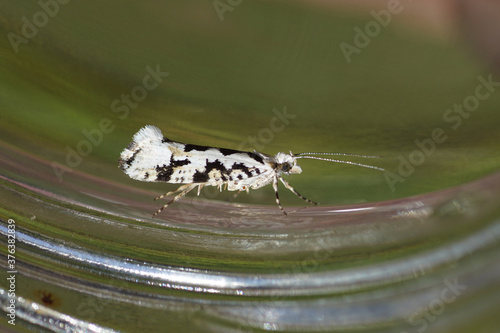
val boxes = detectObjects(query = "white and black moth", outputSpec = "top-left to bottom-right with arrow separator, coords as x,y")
119,125 -> 383,216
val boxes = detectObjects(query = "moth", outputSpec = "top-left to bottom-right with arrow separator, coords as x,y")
119,125 -> 383,216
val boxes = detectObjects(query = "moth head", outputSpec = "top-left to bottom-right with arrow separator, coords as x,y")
274,152 -> 302,175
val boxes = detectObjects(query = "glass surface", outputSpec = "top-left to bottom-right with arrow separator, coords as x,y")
1,1 -> 500,332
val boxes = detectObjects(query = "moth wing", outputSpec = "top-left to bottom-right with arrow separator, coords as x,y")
119,125 -> 274,184
160,148 -> 273,185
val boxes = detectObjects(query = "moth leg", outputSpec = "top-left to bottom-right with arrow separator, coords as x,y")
154,184 -> 193,201
232,189 -> 243,199
279,177 -> 318,205
272,177 -> 287,216
197,184 -> 204,196
153,184 -> 197,217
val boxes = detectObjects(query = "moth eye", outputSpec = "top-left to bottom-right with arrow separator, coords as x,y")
281,163 -> 291,172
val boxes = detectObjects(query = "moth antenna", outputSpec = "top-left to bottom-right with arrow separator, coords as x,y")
295,155 -> 385,171
294,152 -> 382,159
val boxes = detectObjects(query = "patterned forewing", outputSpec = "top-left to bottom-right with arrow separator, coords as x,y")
155,142 -> 271,185
119,125 -> 272,186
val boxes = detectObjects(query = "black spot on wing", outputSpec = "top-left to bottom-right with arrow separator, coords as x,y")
162,137 -> 171,143
219,149 -> 264,165
193,159 -> 233,183
247,152 -> 264,164
155,156 -> 191,182
231,162 -> 253,178
184,144 -> 210,152
207,159 -> 230,181
206,159 -> 227,173
171,158 -> 190,168
156,165 -> 174,182
219,148 -> 243,156
119,148 -> 141,170
193,171 -> 209,183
